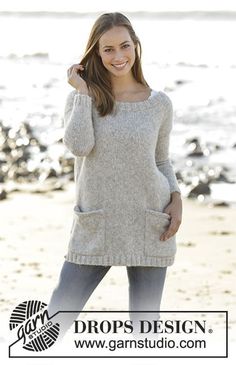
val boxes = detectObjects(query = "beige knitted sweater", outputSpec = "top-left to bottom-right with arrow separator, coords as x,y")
62,88 -> 180,267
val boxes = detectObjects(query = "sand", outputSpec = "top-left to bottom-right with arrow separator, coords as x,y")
1,182 -> 235,363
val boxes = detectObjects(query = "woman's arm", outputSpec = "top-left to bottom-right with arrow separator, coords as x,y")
155,93 -> 182,240
63,89 -> 95,157
155,94 -> 181,195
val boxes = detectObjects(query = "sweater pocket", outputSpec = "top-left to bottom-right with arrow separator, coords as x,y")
69,205 -> 106,256
144,209 -> 176,257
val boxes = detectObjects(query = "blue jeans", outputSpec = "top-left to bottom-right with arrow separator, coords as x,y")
47,260 -> 167,340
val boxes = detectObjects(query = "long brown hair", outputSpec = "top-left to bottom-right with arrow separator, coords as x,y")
79,12 -> 149,117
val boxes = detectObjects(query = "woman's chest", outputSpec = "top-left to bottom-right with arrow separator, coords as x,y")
92,108 -> 164,148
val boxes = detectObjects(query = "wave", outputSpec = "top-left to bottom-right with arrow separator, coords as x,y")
0,10 -> 236,19
5,52 -> 49,60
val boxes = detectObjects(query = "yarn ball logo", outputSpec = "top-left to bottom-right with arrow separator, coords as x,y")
9,300 -> 60,352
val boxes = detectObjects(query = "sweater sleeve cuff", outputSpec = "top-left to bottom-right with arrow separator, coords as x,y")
74,92 -> 92,107
170,187 -> 181,195
168,176 -> 181,194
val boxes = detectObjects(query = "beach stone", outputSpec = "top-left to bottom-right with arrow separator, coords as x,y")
0,188 -> 7,200
175,171 -> 183,181
185,137 -> 204,157
188,183 -> 211,197
212,201 -> 229,207
213,172 -> 231,183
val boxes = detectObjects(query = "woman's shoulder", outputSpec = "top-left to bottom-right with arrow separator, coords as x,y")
65,88 -> 92,104
151,89 -> 173,110
65,88 -> 77,104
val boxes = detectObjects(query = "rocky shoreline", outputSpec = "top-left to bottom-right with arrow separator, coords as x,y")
0,120 -> 74,199
0,119 -> 235,206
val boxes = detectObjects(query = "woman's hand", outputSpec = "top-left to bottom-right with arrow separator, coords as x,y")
160,192 -> 182,241
67,64 -> 89,95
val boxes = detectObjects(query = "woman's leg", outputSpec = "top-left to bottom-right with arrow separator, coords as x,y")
47,260 -> 111,340
126,266 -> 167,338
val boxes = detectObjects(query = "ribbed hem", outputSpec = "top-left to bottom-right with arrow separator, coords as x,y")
64,251 -> 175,267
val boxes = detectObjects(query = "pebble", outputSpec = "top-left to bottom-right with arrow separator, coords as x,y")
188,182 -> 211,197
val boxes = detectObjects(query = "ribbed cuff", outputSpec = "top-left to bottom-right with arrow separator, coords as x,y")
74,92 -> 92,107
169,184 -> 181,194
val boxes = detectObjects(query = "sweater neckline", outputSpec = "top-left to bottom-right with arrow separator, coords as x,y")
115,89 -> 162,111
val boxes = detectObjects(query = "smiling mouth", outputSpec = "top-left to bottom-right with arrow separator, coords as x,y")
112,62 -> 128,69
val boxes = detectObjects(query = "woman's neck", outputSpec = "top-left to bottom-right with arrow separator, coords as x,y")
111,75 -> 150,102
111,73 -> 140,96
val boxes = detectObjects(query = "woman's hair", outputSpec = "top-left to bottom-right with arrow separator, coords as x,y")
79,12 -> 149,117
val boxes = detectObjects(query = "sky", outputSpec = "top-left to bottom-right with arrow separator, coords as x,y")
0,0 -> 236,12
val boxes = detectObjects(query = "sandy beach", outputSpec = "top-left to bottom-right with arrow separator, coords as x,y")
1,181 -> 235,363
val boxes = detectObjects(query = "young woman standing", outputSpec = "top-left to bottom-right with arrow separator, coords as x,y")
47,12 -> 182,340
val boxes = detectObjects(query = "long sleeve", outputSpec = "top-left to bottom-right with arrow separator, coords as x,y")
63,89 -> 95,156
155,94 -> 181,194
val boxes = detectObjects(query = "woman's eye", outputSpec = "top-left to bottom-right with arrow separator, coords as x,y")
104,49 -> 112,53
122,44 -> 130,49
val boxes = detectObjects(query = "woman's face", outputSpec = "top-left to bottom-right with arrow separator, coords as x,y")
98,26 -> 136,78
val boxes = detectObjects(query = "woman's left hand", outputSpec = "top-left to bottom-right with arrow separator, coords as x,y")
160,192 -> 182,241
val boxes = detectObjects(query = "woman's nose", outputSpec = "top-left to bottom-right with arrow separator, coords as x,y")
113,50 -> 125,62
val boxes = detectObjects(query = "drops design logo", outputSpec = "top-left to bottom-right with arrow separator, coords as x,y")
9,300 -> 60,352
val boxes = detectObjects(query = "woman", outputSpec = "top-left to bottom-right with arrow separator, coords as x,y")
47,12 -> 182,341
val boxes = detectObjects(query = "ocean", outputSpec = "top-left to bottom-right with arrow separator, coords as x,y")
0,11 -> 235,203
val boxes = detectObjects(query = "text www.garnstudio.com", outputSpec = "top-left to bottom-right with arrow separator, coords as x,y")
74,337 -> 206,351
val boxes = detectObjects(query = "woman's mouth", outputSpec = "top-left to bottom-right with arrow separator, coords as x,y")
112,62 -> 128,70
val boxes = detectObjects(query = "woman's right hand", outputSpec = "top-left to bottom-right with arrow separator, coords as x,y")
67,64 -> 89,95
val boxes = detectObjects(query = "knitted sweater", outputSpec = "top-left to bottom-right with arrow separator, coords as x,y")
63,88 -> 181,267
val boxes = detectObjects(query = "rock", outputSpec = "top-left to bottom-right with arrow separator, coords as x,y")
187,146 -> 204,157
213,173 -> 230,183
185,137 -> 205,157
175,79 -> 188,85
188,183 -> 211,197
0,188 -> 7,200
175,171 -> 183,181
212,201 -> 229,207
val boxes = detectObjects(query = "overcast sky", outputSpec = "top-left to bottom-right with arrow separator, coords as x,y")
0,0 -> 236,12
